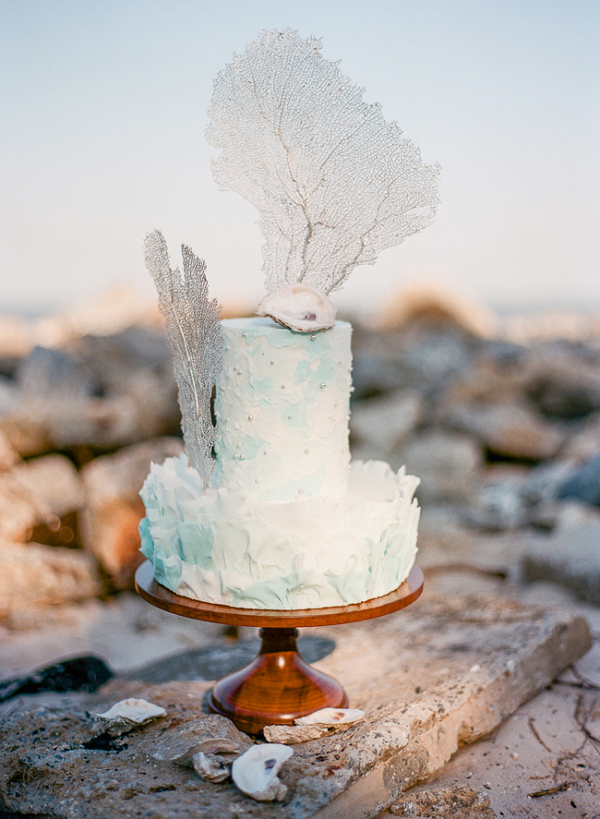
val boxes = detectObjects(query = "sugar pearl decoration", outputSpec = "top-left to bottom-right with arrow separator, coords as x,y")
247,414 -> 253,421
310,334 -> 316,341
320,382 -> 326,389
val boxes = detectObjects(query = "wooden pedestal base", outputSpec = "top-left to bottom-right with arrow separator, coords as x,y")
207,627 -> 347,734
135,561 -> 423,734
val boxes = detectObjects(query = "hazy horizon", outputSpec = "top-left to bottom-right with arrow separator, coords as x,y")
1,1 -> 599,317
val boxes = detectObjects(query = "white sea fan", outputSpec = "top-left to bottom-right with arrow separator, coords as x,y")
207,29 -> 440,296
144,230 -> 222,490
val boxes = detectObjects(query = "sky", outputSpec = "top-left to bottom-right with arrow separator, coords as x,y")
1,0 -> 599,317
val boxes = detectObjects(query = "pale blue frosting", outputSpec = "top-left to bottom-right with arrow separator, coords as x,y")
214,318 -> 352,503
140,454 -> 419,609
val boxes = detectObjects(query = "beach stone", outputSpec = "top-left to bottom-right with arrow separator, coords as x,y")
350,390 -> 423,459
11,454 -> 84,519
0,315 -> 35,359
0,430 -> 20,471
0,587 -> 589,819
562,411 -> 600,462
463,479 -> 529,532
393,430 -> 483,502
374,282 -> 498,338
441,401 -> 564,461
80,438 -> 184,587
523,340 -> 600,419
381,785 -> 494,818
351,325 -> 476,401
521,515 -> 600,605
0,328 -> 179,456
148,714 -> 252,764
351,353 -> 409,399
0,656 -> 112,704
557,449 -> 600,506
0,454 -> 84,543
16,345 -> 98,400
0,539 -> 102,620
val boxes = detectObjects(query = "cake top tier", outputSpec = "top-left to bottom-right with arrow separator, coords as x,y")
214,318 -> 352,503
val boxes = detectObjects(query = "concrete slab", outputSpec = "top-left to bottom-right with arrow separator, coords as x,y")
0,584 -> 591,819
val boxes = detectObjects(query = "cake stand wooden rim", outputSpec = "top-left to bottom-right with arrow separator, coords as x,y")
134,560 -> 424,627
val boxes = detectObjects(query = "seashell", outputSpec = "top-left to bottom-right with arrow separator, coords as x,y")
96,698 -> 167,735
231,743 -> 293,801
263,724 -> 329,744
256,284 -> 337,333
171,737 -> 243,768
295,707 -> 365,727
192,751 -> 232,783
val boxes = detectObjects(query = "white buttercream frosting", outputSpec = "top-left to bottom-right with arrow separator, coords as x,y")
214,318 -> 351,502
140,454 -> 419,609
140,317 -> 420,609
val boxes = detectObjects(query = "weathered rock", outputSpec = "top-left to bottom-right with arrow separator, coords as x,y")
0,476 -> 40,542
0,314 -> 35,359
263,724 -> 329,744
374,283 -> 498,338
0,589 -> 589,819
562,411 -> 600,462
0,656 -> 112,704
16,345 -> 99,400
149,714 -> 252,764
80,438 -> 184,587
351,325 -> 476,401
523,340 -> 600,419
0,539 -> 102,619
521,515 -> 600,604
383,785 -> 495,818
520,459 -> 576,506
0,430 -> 20,471
64,327 -> 175,405
558,449 -> 600,506
12,454 -> 84,519
0,454 -> 84,542
0,328 -> 180,456
350,390 -> 423,459
463,479 -> 529,531
393,430 -> 483,503
441,401 -> 565,461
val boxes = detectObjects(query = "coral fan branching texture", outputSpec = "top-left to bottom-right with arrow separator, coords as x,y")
207,29 -> 440,295
144,230 -> 222,490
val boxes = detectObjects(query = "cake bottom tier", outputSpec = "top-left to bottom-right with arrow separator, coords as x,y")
140,455 -> 420,610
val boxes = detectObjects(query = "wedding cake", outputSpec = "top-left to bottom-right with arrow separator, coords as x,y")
139,29 -> 438,610
139,317 -> 420,610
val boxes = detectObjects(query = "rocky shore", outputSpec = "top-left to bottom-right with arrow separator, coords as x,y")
0,287 -> 599,817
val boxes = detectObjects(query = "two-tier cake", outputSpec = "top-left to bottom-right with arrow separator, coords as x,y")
139,317 -> 419,609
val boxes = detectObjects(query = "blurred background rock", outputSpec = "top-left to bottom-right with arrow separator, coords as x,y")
0,284 -> 599,627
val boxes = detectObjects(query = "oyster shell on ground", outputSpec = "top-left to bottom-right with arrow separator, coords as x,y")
295,707 -> 365,727
231,743 -> 293,801
95,698 -> 167,735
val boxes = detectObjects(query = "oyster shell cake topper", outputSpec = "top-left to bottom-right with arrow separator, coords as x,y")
207,28 -> 440,331
144,230 -> 222,491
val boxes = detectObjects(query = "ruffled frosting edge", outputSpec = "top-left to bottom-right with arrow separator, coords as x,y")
139,454 -> 419,610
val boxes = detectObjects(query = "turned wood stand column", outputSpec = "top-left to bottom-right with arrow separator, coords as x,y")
135,561 -> 423,734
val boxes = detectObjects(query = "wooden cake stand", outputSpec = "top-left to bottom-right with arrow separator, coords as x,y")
135,560 -> 424,734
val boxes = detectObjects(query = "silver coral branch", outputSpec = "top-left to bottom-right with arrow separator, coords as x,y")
207,29 -> 439,296
144,230 -> 222,490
